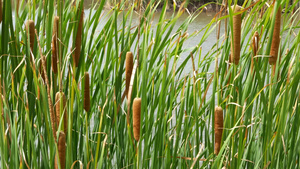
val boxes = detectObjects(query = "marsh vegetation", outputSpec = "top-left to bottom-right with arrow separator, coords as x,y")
0,0 -> 300,168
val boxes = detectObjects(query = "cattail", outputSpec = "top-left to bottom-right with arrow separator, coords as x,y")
25,20 -> 35,51
269,6 -> 281,65
251,31 -> 259,73
0,0 -> 2,23
55,132 -> 66,169
73,5 -> 84,67
230,5 -> 242,65
83,72 -> 90,112
133,98 -> 141,141
55,92 -> 68,134
252,31 -> 259,57
35,28 -> 57,140
125,52 -> 133,98
214,106 -> 223,155
52,16 -> 59,74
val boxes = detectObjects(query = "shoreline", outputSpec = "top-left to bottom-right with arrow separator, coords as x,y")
103,1 -> 223,13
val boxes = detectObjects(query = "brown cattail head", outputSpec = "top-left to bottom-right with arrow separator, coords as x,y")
125,52 -> 133,98
269,6 -> 281,65
230,5 -> 243,65
73,5 -> 84,67
133,98 -> 141,141
214,106 -> 223,155
55,131 -> 66,169
25,20 -> 35,51
252,31 -> 259,57
84,72 -> 90,112
251,31 -> 259,73
0,0 -> 2,23
52,16 -> 59,74
55,92 -> 68,135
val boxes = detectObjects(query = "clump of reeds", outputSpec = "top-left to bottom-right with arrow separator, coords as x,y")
0,0 -> 2,23
55,131 -> 66,169
214,106 -> 223,155
133,98 -> 141,141
230,5 -> 242,65
52,16 -> 59,74
55,92 -> 68,134
125,52 -> 133,98
84,72 -> 90,112
73,5 -> 84,67
35,29 -> 57,140
269,6 -> 281,65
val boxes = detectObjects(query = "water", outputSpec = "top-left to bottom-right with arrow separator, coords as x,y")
84,8 -> 221,75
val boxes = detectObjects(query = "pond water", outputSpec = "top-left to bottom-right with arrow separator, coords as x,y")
84,7 -> 223,76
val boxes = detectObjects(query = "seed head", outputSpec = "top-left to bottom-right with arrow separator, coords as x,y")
133,98 -> 141,141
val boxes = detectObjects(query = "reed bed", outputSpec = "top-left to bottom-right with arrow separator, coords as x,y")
0,0 -> 299,169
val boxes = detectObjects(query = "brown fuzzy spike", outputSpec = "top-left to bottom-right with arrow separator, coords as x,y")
73,5 -> 84,67
269,6 -> 281,65
0,0 -> 2,23
55,132 -> 66,169
125,52 -> 133,98
25,20 -> 35,51
84,72 -> 90,112
230,5 -> 242,65
214,106 -> 223,155
251,31 -> 259,73
252,31 -> 259,57
133,98 -> 141,141
52,16 -> 59,74
55,92 -> 68,135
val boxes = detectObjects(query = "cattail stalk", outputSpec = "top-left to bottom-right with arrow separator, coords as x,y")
125,52 -> 133,98
214,106 -> 223,155
269,6 -> 281,65
230,5 -> 242,65
52,16 -> 59,74
84,72 -> 90,112
55,92 -> 68,134
133,98 -> 141,141
35,30 -> 57,140
73,5 -> 84,67
55,132 -> 66,169
0,0 -> 2,23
